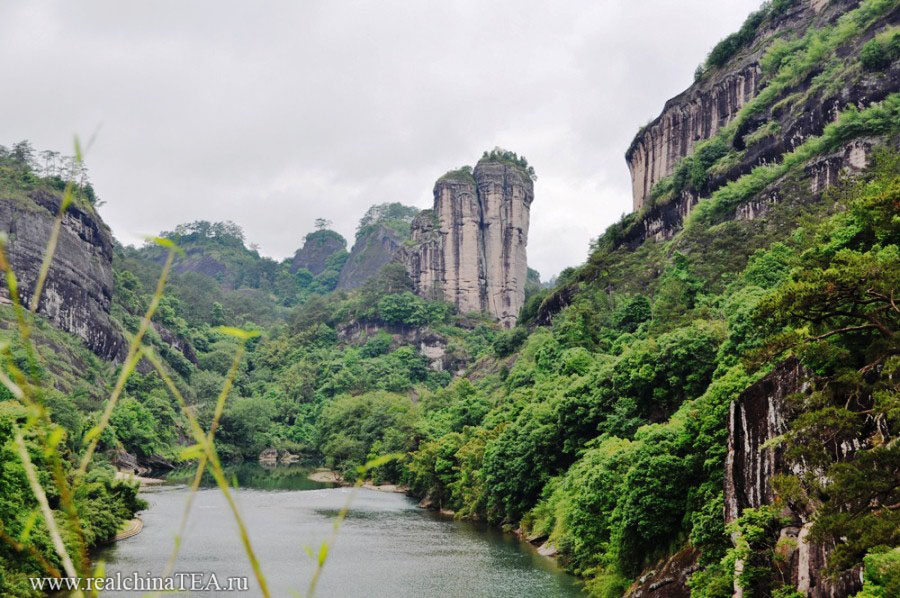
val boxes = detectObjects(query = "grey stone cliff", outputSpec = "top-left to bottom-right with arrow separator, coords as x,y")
290,230 -> 346,275
624,0 -> 899,237
0,192 -> 125,360
337,224 -> 403,290
725,359 -> 863,598
400,159 -> 533,328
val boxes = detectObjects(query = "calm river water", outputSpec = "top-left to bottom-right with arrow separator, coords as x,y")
93,465 -> 584,597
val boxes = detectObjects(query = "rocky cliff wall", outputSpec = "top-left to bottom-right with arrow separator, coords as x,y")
627,64 -> 762,212
400,159 -> 533,327
291,230 -> 346,275
0,192 -> 125,360
620,136 -> 881,249
725,358 -> 863,598
337,224 -> 403,290
624,0 -> 899,238
625,0 -> 831,212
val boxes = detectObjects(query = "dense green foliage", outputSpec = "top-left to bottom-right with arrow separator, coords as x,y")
860,27 -> 900,70
355,202 -> 420,242
481,147 -> 537,180
316,150 -> 894,597
0,349 -> 143,596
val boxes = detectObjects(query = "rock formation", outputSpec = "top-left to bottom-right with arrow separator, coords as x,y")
0,191 -> 125,360
400,158 -> 534,327
625,547 -> 699,598
337,224 -> 404,290
627,64 -> 762,212
623,0 -> 899,244
290,229 -> 346,275
725,358 -> 863,598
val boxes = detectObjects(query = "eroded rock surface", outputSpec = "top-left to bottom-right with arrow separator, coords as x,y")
624,0 -> 899,240
625,547 -> 699,598
725,358 -> 863,598
337,224 -> 403,290
0,191 -> 125,359
400,159 -> 533,327
291,230 -> 346,275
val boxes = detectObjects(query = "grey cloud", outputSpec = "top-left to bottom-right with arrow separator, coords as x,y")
0,0 -> 761,278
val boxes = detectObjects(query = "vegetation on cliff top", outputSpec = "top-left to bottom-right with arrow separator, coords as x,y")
698,0 -> 799,75
0,140 -> 100,209
354,202 -> 420,243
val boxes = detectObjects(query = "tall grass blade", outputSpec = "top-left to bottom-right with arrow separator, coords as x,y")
12,426 -> 83,597
76,246 -> 177,477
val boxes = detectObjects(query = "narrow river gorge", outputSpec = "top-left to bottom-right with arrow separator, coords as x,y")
90,465 -> 584,597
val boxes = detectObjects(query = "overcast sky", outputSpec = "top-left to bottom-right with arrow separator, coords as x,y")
1,0 -> 761,279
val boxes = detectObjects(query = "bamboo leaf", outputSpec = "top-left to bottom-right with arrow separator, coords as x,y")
44,427 -> 65,457
179,444 -> 206,461
213,326 -> 261,340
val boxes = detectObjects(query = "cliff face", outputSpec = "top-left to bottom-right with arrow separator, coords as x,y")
623,0 -> 899,242
621,136 -> 879,249
627,63 -> 762,211
0,192 -> 125,360
291,230 -> 346,275
400,159 -> 534,327
725,359 -> 863,598
337,224 -> 403,290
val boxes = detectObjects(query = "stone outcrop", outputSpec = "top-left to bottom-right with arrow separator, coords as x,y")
620,136 -> 881,250
625,547 -> 700,598
400,159 -> 534,327
0,191 -> 125,360
624,0 -> 899,239
625,0 -> 832,213
337,321 -> 466,374
725,358 -> 863,598
627,64 -> 762,212
337,225 -> 403,290
291,230 -> 346,275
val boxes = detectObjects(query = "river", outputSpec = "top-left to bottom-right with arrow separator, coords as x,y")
94,465 -> 584,597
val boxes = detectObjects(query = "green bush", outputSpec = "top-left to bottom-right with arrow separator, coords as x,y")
860,28 -> 900,70
492,327 -> 529,357
855,548 -> 900,597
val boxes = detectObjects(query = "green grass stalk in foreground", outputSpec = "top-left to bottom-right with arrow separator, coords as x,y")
0,137 -> 272,598
305,454 -> 401,598
77,241 -> 178,477
142,329 -> 271,598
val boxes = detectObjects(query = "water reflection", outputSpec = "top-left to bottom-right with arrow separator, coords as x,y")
164,462 -> 337,491
94,464 -> 584,597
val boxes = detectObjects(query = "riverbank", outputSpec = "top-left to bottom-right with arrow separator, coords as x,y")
307,469 -> 408,493
115,470 -> 165,487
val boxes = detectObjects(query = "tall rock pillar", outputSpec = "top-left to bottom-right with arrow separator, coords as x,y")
400,157 -> 534,328
475,160 -> 532,327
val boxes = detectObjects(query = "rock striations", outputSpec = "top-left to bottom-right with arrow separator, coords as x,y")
725,359 -> 864,598
0,191 -> 125,360
623,0 -> 899,245
627,63 -> 762,212
338,224 -> 404,290
400,159 -> 534,328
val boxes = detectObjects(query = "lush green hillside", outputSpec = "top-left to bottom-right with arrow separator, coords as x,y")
250,147 -> 895,597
